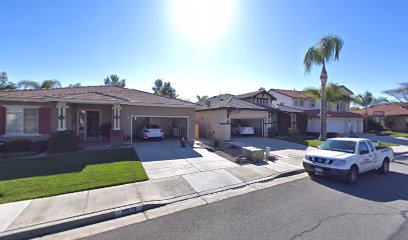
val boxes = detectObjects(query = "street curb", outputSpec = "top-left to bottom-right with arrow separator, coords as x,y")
0,168 -> 305,240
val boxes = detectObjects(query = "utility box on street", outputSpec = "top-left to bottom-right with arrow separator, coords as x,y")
242,146 -> 264,161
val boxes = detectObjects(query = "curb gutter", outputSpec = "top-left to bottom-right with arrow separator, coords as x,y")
1,168 -> 305,240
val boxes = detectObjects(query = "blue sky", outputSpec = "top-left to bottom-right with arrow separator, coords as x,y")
0,0 -> 407,101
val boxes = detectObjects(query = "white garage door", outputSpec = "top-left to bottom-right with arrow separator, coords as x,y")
327,119 -> 346,133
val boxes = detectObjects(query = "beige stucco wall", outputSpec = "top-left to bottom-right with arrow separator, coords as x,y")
120,105 -> 195,139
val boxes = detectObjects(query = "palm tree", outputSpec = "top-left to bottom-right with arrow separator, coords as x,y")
17,79 -> 61,89
304,35 -> 344,140
196,95 -> 208,102
304,83 -> 353,107
353,91 -> 389,132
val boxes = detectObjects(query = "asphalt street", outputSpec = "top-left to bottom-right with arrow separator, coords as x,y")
83,158 -> 408,240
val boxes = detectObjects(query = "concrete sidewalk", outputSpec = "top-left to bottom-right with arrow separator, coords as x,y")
0,158 -> 303,240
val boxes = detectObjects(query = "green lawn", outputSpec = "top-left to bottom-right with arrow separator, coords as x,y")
0,148 -> 148,204
382,131 -> 408,138
282,136 -> 398,148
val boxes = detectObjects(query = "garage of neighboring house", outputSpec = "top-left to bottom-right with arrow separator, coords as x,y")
130,116 -> 188,143
305,110 -> 364,134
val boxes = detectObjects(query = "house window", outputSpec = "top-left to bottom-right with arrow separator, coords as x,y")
256,98 -> 269,106
310,100 -> 316,108
294,100 -> 298,106
6,107 -> 38,134
299,101 -> 304,106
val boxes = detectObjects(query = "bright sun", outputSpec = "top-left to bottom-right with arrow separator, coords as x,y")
172,0 -> 235,46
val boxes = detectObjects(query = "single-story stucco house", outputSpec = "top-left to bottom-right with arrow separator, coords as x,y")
0,86 -> 197,144
195,89 -> 308,140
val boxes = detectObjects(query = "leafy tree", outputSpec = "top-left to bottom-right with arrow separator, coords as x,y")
0,72 -> 16,91
196,95 -> 208,102
304,83 -> 353,107
384,83 -> 408,104
152,79 -> 178,99
353,91 -> 388,132
17,79 -> 61,89
103,74 -> 126,88
67,83 -> 82,88
303,35 -> 344,140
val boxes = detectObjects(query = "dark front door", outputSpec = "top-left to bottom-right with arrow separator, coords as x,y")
86,111 -> 100,140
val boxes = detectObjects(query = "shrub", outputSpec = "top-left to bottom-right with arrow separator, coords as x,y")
214,140 -> 220,148
327,132 -> 339,138
288,129 -> 301,136
0,141 -> 7,152
367,116 -> 384,132
5,139 -> 32,153
267,128 -> 278,138
47,131 -> 80,154
30,140 -> 48,153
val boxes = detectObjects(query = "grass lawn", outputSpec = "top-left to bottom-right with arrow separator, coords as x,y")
0,148 -> 148,204
382,131 -> 408,138
282,136 -> 398,148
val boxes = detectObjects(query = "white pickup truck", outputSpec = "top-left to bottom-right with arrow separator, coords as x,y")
303,138 -> 394,184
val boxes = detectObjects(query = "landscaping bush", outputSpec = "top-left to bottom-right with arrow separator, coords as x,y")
267,128 -> 278,138
47,131 -> 80,154
5,139 -> 32,153
30,140 -> 48,153
327,132 -> 339,138
367,116 -> 384,132
0,141 -> 7,152
288,129 -> 301,136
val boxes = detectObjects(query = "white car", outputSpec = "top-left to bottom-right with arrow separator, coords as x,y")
303,138 -> 394,184
231,123 -> 255,135
138,124 -> 164,140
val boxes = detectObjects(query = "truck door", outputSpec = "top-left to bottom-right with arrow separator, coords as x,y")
357,142 -> 373,172
366,141 -> 379,168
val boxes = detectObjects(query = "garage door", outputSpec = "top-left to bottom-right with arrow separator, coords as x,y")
230,118 -> 264,137
131,116 -> 188,143
327,119 -> 346,133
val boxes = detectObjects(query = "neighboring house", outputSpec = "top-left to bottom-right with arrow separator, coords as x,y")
0,86 -> 196,144
269,86 -> 364,134
195,89 -> 308,140
352,102 -> 408,131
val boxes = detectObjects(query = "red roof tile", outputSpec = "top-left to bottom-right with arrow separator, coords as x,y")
305,109 -> 362,118
352,102 -> 408,116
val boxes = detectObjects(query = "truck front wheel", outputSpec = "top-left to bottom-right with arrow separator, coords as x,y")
379,158 -> 390,174
346,165 -> 359,185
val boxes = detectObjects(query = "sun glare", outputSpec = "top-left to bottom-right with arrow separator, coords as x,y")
172,0 -> 235,46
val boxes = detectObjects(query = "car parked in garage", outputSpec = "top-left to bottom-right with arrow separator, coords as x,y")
231,123 -> 255,135
138,124 -> 164,140
303,138 -> 394,184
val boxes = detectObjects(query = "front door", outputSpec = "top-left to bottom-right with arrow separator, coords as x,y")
86,111 -> 100,140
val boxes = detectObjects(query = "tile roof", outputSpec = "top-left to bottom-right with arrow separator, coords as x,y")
352,102 -> 408,116
196,94 -> 269,111
273,104 -> 303,113
235,89 -> 276,100
0,86 -> 197,107
305,109 -> 363,118
269,88 -> 312,99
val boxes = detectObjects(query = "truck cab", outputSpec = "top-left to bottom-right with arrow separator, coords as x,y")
303,138 -> 394,184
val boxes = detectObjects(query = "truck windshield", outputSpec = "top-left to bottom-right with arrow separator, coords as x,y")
320,140 -> 356,153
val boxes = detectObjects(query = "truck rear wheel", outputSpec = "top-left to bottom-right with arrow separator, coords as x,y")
379,158 -> 390,174
346,165 -> 358,185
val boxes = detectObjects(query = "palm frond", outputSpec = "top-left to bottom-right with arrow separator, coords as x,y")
41,79 -> 61,89
17,80 -> 40,89
303,87 -> 321,99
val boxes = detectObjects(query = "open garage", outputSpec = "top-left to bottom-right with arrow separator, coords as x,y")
230,118 -> 264,137
130,116 -> 188,143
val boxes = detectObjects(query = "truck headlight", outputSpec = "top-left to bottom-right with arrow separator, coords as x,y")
338,160 -> 347,165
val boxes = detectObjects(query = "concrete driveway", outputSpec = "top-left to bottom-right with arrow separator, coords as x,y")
228,137 -> 315,159
134,140 -> 237,180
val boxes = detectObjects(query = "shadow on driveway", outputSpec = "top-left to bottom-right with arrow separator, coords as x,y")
229,137 -> 309,151
134,140 -> 202,162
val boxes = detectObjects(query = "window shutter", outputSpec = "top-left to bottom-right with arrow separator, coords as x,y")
0,107 -> 5,135
38,108 -> 51,134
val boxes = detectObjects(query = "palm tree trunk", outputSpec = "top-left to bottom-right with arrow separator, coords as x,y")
319,63 -> 328,140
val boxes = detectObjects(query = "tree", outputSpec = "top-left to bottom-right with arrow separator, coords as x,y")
103,74 -> 126,88
17,79 -> 61,89
304,83 -> 353,107
67,83 -> 82,88
353,91 -> 389,132
152,79 -> 178,99
0,72 -> 16,91
196,95 -> 208,102
303,35 -> 344,140
384,83 -> 408,104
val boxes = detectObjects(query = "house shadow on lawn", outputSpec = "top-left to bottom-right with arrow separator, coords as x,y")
0,147 -> 139,181
309,163 -> 408,203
